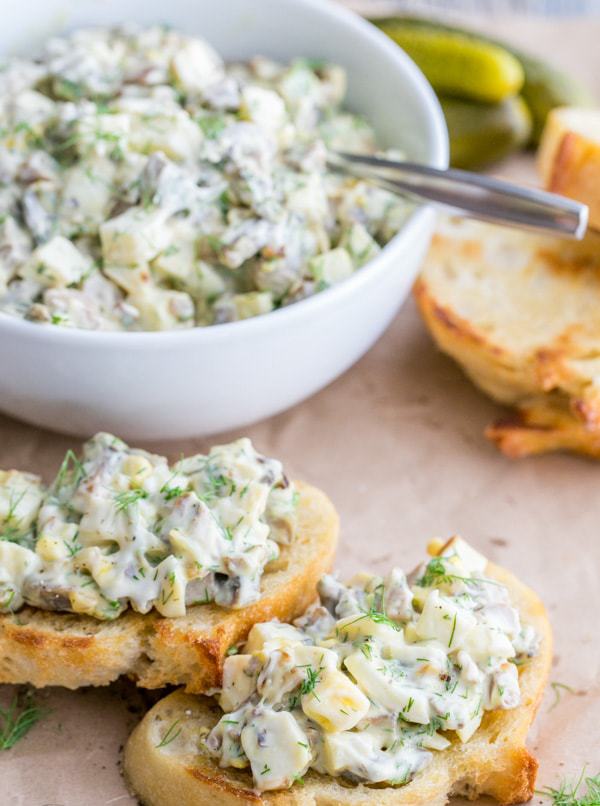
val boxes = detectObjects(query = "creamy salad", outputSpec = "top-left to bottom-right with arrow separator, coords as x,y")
0,26 -> 409,331
206,537 -> 539,791
0,433 -> 297,619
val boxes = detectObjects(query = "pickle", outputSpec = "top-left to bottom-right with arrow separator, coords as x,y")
440,95 -> 532,169
513,52 -> 594,143
373,17 -> 593,144
374,22 -> 523,104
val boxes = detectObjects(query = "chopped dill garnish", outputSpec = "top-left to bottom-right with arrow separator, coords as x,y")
0,689 -> 48,750
197,114 -> 226,140
63,533 -> 82,557
155,719 -> 182,748
346,606 -> 400,632
159,471 -> 186,501
417,557 -> 500,589
299,664 -> 322,698
289,661 -> 324,708
161,484 -> 185,501
549,681 -> 577,711
0,489 -> 27,542
114,488 -> 149,512
199,467 -> 236,502
536,768 -> 600,805
359,639 -> 372,659
448,613 -> 457,648
55,449 -> 85,493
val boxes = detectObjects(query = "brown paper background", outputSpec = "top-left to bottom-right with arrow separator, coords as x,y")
3,10 -> 600,805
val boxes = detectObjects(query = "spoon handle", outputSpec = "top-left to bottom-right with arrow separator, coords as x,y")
330,151 -> 588,239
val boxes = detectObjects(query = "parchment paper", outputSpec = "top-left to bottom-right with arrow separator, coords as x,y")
3,10 -> 600,806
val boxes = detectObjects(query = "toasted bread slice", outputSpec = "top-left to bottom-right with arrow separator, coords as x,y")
124,556 -> 551,806
0,482 -> 338,691
538,107 -> 600,230
486,395 -> 600,459
415,216 -> 600,458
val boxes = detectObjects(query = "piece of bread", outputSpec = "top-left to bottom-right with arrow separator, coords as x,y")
123,554 -> 551,806
0,482 -> 338,691
485,395 -> 600,459
538,107 -> 600,230
414,216 -> 600,458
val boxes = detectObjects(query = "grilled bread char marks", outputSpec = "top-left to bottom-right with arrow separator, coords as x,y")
0,481 -> 338,691
415,217 -> 600,457
124,548 -> 551,806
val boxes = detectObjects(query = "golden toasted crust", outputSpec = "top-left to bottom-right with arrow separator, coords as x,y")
414,217 -> 600,458
124,556 -> 552,806
0,482 -> 338,691
538,107 -> 600,231
485,399 -> 600,459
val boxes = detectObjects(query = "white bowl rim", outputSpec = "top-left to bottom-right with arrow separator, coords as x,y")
0,0 -> 448,349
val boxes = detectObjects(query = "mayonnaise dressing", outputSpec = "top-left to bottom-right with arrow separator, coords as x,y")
0,26 -> 410,331
0,433 -> 297,619
206,538 -> 539,791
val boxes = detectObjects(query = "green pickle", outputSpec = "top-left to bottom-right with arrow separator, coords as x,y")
441,95 -> 532,169
374,22 -> 523,104
373,16 -> 593,145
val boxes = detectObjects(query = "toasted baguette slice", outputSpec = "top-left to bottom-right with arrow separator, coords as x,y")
538,107 -> 600,230
415,217 -> 600,458
124,557 -> 551,806
0,482 -> 338,692
486,395 -> 600,459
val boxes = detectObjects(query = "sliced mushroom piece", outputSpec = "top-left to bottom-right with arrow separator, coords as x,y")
21,183 -> 56,244
22,579 -> 73,611
212,572 -> 243,607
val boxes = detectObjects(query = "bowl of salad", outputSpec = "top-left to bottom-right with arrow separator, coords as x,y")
0,0 -> 447,439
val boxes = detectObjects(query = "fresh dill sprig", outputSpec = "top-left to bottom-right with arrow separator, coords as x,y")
63,532 -> 82,558
4,489 -> 26,524
161,485 -> 185,501
346,606 -> 401,633
159,471 -> 187,501
299,664 -> 322,698
114,488 -> 149,513
289,661 -> 324,708
199,466 -> 236,503
0,488 -> 32,543
448,613 -> 457,648
155,719 -> 182,749
537,769 -> 600,805
0,689 -> 48,750
54,449 -> 86,493
549,681 -> 577,711
417,557 -> 500,589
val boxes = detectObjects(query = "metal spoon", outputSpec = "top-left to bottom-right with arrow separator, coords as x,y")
329,151 -> 589,239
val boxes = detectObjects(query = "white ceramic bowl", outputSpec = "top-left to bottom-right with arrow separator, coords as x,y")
0,0 -> 447,440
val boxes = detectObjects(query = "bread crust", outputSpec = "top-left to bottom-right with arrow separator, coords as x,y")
414,218 -> 600,458
538,107 -> 600,231
0,481 -> 338,691
123,558 -> 552,806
